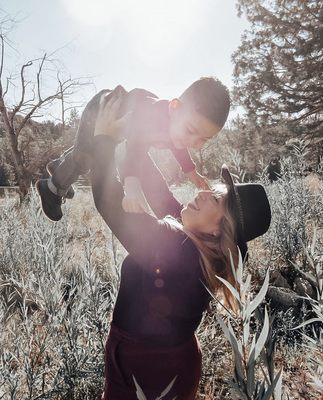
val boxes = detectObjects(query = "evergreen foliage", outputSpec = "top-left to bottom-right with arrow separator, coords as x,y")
233,0 -> 323,134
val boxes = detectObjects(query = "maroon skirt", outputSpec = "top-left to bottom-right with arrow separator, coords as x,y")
102,322 -> 202,400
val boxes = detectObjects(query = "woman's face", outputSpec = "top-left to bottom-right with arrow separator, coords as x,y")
181,185 -> 228,236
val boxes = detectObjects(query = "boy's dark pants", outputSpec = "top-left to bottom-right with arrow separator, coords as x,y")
51,89 -> 113,194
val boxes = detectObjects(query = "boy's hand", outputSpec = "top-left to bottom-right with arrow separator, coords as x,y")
186,170 -> 211,190
122,177 -> 150,214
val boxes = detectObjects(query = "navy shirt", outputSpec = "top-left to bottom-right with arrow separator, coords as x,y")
91,135 -> 211,347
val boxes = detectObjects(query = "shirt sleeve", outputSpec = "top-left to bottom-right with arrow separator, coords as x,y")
138,150 -> 183,219
90,135 -> 185,270
170,147 -> 196,174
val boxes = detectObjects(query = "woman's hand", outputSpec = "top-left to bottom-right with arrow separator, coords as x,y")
93,91 -> 132,140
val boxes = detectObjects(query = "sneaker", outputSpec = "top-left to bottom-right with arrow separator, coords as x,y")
46,159 -> 75,199
36,179 -> 63,222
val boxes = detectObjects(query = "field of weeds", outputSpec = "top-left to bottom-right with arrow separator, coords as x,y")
0,149 -> 322,400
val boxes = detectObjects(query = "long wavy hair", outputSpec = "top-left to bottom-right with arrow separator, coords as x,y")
166,183 -> 239,310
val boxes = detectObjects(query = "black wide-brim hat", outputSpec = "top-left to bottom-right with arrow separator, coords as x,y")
220,164 -> 272,262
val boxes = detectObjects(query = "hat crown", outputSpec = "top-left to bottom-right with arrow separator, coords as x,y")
235,183 -> 271,242
220,164 -> 271,260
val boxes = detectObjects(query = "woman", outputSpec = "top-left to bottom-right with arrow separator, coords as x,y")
90,94 -> 271,399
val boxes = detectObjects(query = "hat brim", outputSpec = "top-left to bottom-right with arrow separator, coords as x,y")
220,164 -> 248,262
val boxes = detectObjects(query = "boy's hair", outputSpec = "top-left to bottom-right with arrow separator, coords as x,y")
179,77 -> 230,129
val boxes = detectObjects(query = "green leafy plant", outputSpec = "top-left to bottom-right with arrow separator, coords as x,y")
211,250 -> 283,400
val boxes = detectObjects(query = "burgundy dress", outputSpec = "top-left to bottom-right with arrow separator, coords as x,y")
103,323 -> 202,400
91,135 -> 211,400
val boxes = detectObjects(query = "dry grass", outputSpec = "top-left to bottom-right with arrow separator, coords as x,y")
0,160 -> 322,399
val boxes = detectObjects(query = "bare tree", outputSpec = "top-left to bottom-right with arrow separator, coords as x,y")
57,72 -> 86,131
0,31 -> 89,199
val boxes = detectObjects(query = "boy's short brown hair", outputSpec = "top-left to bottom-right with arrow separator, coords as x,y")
180,77 -> 230,129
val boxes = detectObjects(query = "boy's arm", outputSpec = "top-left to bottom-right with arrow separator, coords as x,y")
171,147 -> 211,190
170,147 -> 196,174
120,140 -> 183,219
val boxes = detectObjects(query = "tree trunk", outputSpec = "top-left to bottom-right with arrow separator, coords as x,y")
17,170 -> 32,201
7,134 -> 32,199
0,103 -> 32,199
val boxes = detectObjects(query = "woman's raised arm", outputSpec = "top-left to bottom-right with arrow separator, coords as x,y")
90,135 -> 184,269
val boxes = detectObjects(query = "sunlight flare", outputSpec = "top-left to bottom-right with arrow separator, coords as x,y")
62,0 -> 203,64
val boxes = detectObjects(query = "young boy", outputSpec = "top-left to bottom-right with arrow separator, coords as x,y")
36,77 -> 230,221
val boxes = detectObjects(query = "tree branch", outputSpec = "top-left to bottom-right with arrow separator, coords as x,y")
10,60 -> 33,123
36,53 -> 46,102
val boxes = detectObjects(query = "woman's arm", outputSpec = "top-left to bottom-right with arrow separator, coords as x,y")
90,135 -> 183,269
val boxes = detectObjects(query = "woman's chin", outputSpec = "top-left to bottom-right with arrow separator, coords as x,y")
181,207 -> 194,229
180,207 -> 187,223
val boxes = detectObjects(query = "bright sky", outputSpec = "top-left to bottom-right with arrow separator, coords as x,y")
1,0 -> 249,122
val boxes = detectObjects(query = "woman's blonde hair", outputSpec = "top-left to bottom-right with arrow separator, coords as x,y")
166,183 -> 239,310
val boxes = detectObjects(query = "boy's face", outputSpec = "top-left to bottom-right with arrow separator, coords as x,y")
168,99 -> 221,150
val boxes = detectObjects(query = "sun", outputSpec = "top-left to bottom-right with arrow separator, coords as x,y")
61,0 -> 120,26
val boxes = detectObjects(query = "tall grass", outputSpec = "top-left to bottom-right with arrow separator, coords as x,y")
0,192 -> 119,399
0,147 -> 322,399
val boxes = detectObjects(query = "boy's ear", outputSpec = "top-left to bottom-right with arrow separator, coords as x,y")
169,98 -> 182,114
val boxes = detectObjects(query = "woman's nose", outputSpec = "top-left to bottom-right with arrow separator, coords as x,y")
197,191 -> 211,201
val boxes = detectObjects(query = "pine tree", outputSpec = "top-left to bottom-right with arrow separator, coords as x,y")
233,0 -> 323,136
68,108 -> 80,129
